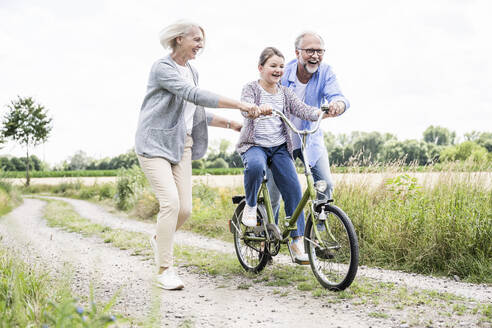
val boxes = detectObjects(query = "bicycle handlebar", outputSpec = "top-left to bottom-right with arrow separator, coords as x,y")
258,107 -> 328,136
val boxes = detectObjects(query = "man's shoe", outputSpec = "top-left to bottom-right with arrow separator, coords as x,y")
149,235 -> 159,267
242,204 -> 257,227
155,268 -> 184,290
290,238 -> 309,265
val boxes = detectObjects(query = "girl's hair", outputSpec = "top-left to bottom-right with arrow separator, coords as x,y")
159,20 -> 205,50
258,47 -> 284,66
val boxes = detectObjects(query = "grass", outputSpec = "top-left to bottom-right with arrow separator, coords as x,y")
3,170 -> 119,178
336,172 -> 492,283
0,181 -> 22,216
0,248 -> 119,327
42,199 -> 151,257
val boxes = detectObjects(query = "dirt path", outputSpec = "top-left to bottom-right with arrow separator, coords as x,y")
38,196 -> 492,303
1,197 -> 490,327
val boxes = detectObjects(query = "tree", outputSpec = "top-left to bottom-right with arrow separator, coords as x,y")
1,96 -> 52,185
67,150 -> 92,170
352,132 -> 388,163
423,126 -> 455,145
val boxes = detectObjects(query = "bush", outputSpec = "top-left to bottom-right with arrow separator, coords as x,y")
132,190 -> 159,220
206,158 -> 229,169
192,159 -> 205,169
79,186 -> 98,200
98,183 -> 116,200
440,141 -> 489,163
115,166 -> 147,211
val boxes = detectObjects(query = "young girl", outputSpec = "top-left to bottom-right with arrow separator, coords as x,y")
236,47 -> 325,263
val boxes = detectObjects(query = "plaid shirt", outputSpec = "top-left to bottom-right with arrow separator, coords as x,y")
236,81 -> 320,156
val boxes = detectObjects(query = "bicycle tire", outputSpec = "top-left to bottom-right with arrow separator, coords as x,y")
305,204 -> 359,291
231,200 -> 270,273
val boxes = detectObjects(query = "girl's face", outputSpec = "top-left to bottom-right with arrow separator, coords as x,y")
176,26 -> 204,61
259,55 -> 284,85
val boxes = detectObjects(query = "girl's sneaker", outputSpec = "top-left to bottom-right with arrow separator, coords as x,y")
290,238 -> 309,265
242,204 -> 257,227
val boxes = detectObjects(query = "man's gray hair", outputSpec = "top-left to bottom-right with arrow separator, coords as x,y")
294,31 -> 324,49
159,20 -> 205,51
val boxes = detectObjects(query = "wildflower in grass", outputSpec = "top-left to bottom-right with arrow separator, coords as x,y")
76,306 -> 84,315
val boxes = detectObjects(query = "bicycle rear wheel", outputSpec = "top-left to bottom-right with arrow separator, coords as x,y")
231,200 -> 269,273
305,204 -> 358,291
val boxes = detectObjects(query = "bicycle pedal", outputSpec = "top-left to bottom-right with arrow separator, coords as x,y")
315,247 -> 335,259
294,258 -> 310,265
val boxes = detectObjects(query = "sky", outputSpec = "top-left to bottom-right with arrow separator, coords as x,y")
0,0 -> 491,166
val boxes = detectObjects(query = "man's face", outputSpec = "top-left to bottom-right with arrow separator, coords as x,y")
295,34 -> 324,74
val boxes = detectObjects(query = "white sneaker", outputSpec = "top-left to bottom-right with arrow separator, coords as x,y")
155,267 -> 184,290
290,238 -> 309,265
242,204 -> 257,227
149,235 -> 159,267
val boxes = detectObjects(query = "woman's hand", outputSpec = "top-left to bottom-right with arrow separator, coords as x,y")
230,120 -> 243,132
240,102 -> 260,118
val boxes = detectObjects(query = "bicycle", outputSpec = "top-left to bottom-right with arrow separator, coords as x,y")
229,108 -> 359,291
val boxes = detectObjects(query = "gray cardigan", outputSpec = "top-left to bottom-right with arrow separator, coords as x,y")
135,55 -> 219,164
236,81 -> 320,156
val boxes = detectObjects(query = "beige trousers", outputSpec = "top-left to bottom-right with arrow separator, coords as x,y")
137,136 -> 193,269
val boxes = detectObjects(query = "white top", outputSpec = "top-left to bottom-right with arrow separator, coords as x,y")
175,62 -> 197,134
291,76 -> 307,149
254,85 -> 286,148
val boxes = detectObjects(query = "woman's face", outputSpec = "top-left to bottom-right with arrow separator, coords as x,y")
259,55 -> 284,85
176,26 -> 204,61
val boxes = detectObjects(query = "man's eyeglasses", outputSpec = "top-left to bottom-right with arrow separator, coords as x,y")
297,48 -> 325,56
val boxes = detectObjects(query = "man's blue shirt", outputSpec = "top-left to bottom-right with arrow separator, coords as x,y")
281,59 -> 349,166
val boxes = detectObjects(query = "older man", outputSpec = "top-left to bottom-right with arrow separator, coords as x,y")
267,31 -> 350,262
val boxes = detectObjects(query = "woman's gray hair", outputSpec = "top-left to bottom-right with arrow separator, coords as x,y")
294,31 -> 324,49
159,20 -> 206,51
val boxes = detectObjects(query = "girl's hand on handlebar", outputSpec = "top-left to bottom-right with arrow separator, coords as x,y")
259,104 -> 273,116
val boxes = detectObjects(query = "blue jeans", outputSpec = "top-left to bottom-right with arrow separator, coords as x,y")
268,148 -> 334,219
241,144 -> 305,238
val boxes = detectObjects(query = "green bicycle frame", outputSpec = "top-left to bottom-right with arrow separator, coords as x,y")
254,133 -> 324,243
243,110 -> 331,248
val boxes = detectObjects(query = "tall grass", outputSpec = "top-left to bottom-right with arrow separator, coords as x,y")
0,249 -> 119,327
0,179 -> 22,216
336,172 -> 491,283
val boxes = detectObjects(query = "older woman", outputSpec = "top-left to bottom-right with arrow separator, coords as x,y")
135,20 -> 258,290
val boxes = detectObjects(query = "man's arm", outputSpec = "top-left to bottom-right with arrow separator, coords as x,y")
322,69 -> 350,117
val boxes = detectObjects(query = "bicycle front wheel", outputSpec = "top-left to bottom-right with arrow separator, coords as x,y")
231,201 -> 269,273
305,204 -> 359,291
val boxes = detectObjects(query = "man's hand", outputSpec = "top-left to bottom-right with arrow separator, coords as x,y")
323,101 -> 346,117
